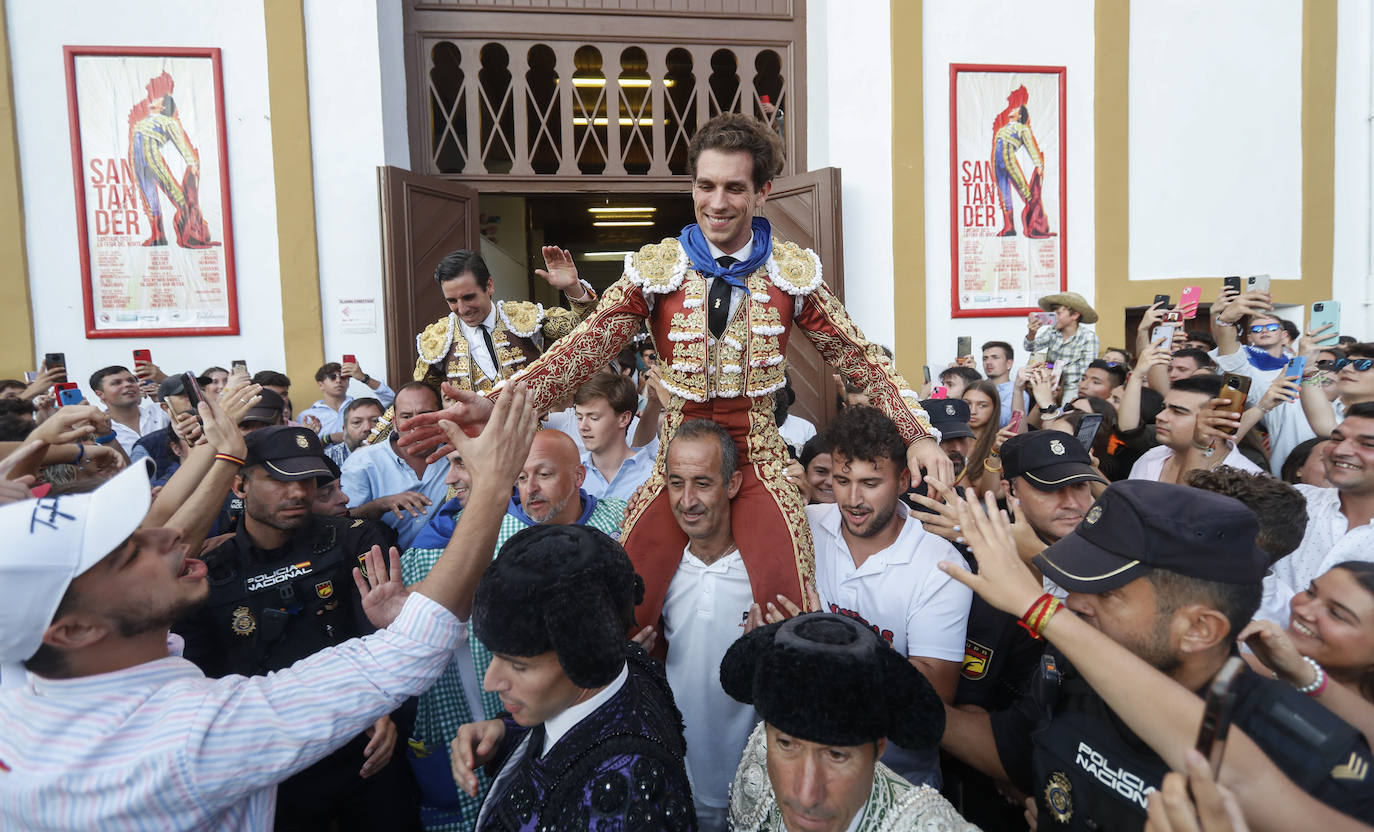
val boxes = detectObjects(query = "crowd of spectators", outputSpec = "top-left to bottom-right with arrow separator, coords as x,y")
2,266 -> 1374,832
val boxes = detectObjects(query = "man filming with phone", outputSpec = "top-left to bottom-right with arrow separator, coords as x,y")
938,480 -> 1374,830
1128,376 -> 1262,483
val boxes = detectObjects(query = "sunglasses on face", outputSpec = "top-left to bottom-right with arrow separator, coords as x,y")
1249,323 -> 1282,333
1334,358 -> 1374,372
324,373 -> 341,380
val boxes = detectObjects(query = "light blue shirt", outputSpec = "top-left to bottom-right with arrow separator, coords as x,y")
299,381 -> 396,438
996,379 -> 1015,427
341,438 -> 451,549
579,439 -> 658,502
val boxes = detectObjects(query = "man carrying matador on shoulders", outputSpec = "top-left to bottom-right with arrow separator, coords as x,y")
401,113 -> 949,641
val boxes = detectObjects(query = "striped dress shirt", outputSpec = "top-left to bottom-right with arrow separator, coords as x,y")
0,593 -> 461,831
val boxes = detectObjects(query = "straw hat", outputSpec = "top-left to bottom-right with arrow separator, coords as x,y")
1038,292 -> 1098,324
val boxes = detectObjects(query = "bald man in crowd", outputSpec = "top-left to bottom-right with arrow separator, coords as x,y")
400,428 -> 628,829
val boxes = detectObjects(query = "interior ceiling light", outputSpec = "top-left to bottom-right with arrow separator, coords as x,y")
572,117 -> 654,127
566,77 -> 673,88
593,220 -> 655,227
588,206 -> 657,214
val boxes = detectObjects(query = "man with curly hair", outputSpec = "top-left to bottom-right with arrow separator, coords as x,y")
806,406 -> 971,787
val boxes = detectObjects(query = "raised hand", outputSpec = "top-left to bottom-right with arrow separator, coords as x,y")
1144,749 -> 1250,832
396,384 -> 496,463
1192,397 -> 1242,447
1237,619 -> 1314,687
436,382 -> 537,489
30,404 -> 112,446
907,436 -> 954,494
217,379 -> 264,427
534,245 -> 584,297
197,393 -> 249,460
938,490 -> 1044,617
352,545 -> 411,630
1259,373 -> 1300,412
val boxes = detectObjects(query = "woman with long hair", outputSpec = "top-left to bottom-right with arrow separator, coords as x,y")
960,380 -> 1004,495
1242,561 -> 1374,746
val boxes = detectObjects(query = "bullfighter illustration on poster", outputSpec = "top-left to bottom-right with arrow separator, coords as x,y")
950,65 -> 1066,317
65,47 -> 238,337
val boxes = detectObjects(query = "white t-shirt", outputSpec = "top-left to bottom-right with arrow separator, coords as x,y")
1127,443 -> 1263,480
778,414 -> 817,455
661,546 -> 758,809
807,501 -> 972,786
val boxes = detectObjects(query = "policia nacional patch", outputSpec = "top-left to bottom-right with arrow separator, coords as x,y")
1044,770 -> 1073,823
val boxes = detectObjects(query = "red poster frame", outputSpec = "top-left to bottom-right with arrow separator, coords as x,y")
64,45 -> 240,338
948,63 -> 1067,319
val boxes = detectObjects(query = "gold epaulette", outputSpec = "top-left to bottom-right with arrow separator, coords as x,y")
766,240 -> 823,296
497,300 -> 547,339
625,238 -> 689,294
416,314 -> 456,365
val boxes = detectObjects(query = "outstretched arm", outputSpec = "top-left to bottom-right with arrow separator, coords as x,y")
793,281 -> 949,484
940,492 -> 1374,832
398,276 -> 650,460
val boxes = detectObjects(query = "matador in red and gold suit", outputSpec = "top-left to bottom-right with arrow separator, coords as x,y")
400,116 -> 946,643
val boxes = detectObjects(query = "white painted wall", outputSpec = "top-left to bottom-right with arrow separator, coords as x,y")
1129,0 -> 1303,281
7,0 -> 286,392
806,0 -> 896,352
304,0 -> 394,389
921,0 -> 1097,369
1333,0 -> 1374,340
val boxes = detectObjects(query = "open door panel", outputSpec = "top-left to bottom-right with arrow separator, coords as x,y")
378,166 -> 481,385
761,166 -> 844,430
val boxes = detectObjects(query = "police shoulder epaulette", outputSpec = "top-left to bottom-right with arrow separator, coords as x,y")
350,518 -> 365,529
766,240 -> 823,297
625,238 -> 688,295
416,314 -> 456,365
497,300 -> 547,339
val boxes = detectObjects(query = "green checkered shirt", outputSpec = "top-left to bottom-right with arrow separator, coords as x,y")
400,496 -> 627,830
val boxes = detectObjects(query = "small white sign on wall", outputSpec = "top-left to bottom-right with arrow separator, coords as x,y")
337,297 -> 376,334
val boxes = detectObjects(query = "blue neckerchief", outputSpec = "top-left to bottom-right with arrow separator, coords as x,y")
507,488 -> 599,527
410,495 -> 465,551
677,217 -> 773,290
1244,345 -> 1290,372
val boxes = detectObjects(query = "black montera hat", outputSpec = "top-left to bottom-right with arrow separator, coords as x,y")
1000,430 -> 1107,491
473,524 -> 645,689
920,398 -> 976,441
240,389 -> 286,426
1034,480 -> 1268,593
243,426 -> 337,482
720,613 -> 945,750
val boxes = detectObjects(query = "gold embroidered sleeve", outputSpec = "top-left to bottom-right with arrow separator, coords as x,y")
794,281 -> 936,445
499,276 -> 650,413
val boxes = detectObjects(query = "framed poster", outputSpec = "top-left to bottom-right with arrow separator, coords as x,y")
64,46 -> 238,337
949,64 -> 1066,318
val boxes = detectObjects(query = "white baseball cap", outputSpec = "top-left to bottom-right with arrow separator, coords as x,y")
0,460 -> 153,664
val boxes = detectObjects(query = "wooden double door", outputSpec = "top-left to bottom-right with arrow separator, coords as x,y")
377,166 -> 846,428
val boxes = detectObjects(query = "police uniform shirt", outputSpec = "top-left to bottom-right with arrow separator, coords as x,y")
989,648 -> 1374,830
175,514 -> 393,677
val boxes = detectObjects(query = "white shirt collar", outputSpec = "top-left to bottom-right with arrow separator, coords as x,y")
541,662 -> 629,755
706,232 -> 754,264
458,305 -> 498,334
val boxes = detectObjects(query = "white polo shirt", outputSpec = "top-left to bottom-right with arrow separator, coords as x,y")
660,545 -> 757,810
807,501 -> 972,787
807,501 -> 971,662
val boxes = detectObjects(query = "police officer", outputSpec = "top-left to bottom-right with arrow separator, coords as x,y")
174,426 -> 419,831
943,480 -> 1374,830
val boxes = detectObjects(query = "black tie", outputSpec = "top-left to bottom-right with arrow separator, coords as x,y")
708,256 -> 737,338
478,323 -> 499,372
